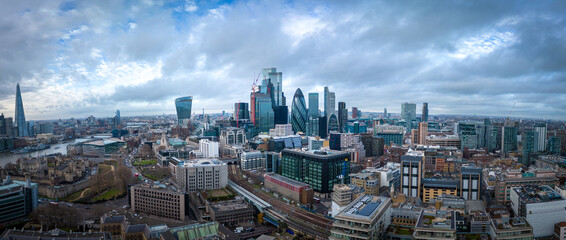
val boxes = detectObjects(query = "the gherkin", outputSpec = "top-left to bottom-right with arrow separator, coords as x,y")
291,88 -> 307,134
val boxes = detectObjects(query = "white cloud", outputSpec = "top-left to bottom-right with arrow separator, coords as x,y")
451,31 -> 518,59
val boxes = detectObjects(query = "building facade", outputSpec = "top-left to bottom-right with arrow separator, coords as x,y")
0,177 -> 37,224
330,195 -> 392,240
264,173 -> 313,204
240,151 -> 264,170
174,96 -> 193,126
175,159 -> 228,192
130,184 -> 186,221
308,92 -> 319,118
401,153 -> 424,198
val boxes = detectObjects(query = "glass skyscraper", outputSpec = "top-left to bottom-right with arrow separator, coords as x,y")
291,88 -> 307,133
175,96 -> 193,125
14,83 -> 28,137
234,102 -> 249,120
328,113 -> 339,133
422,102 -> 428,122
308,92 -> 319,118
338,102 -> 347,133
324,86 -> 335,118
253,93 -> 274,133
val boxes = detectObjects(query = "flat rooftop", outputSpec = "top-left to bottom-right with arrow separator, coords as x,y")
416,209 -> 456,230
336,195 -> 390,222
283,148 -> 349,157
180,158 -> 225,167
265,173 -> 310,188
209,198 -> 251,212
513,185 -> 563,203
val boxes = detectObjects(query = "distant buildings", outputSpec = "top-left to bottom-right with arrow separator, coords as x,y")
234,102 -> 249,121
175,159 -> 228,192
0,229 -> 112,240
422,102 -> 428,122
174,96 -> 193,126
324,86 -> 336,118
501,120 -> 518,153
14,83 -> 28,137
338,102 -> 347,133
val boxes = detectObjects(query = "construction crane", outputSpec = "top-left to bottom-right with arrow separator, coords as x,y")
250,72 -> 262,125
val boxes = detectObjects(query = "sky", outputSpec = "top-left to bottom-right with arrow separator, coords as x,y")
1,0 -> 565,121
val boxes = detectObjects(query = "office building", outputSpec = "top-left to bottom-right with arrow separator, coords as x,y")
264,173 -> 314,204
14,83 -> 28,137
261,67 -> 285,106
270,124 -> 293,137
265,152 -> 281,173
251,92 -> 275,133
346,121 -> 367,134
0,114 -> 14,137
338,102 -> 347,133
401,102 -> 416,132
426,135 -> 461,148
502,120 -> 518,153
273,105 -> 288,125
329,133 -> 341,151
308,92 -> 319,118
360,134 -> 384,158
308,136 -> 324,151
234,102 -> 249,121
330,195 -> 392,240
352,107 -> 359,119
175,159 -> 228,192
510,185 -> 566,238
220,128 -> 246,145
281,149 -> 350,193
522,131 -> 536,166
534,122 -> 547,152
413,209 -> 457,240
240,151 -> 264,170
548,136 -> 561,154
416,122 -> 428,145
401,152 -> 424,198
174,96 -> 192,126
422,102 -> 428,122
290,88 -> 307,133
350,172 -> 380,196
374,124 -> 405,146
207,198 -> 253,225
199,139 -> 219,158
494,170 -> 558,203
130,184 -> 187,221
324,86 -> 336,118
422,179 -> 459,203
0,176 -> 37,224
489,217 -> 534,240
328,113 -> 340,133
331,184 -> 356,217
306,117 -> 320,137
460,166 -> 482,200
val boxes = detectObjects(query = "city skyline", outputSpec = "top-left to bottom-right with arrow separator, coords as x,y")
0,1 -> 565,120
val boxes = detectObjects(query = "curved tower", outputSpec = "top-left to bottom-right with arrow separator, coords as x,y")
327,113 -> 339,133
15,83 -> 28,137
291,88 -> 307,133
175,96 -> 193,126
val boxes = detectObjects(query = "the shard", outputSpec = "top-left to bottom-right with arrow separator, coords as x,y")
15,83 -> 28,137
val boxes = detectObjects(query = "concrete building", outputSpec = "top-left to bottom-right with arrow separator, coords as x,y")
331,184 -> 355,217
199,139 -> 219,158
460,166 -> 482,200
330,195 -> 392,240
130,184 -> 187,221
495,170 -> 558,203
281,149 -> 350,193
401,151 -> 424,198
366,162 -> 401,190
413,209 -> 456,240
426,135 -> 461,148
240,151 -> 264,170
0,176 -> 38,224
510,185 -> 566,238
264,173 -> 313,204
220,128 -> 246,146
554,222 -> 566,240
175,159 -> 228,192
350,172 -> 380,196
0,229 -> 112,240
100,215 -> 127,240
207,198 -> 253,225
422,179 -> 459,203
270,124 -> 293,137
489,217 -> 534,240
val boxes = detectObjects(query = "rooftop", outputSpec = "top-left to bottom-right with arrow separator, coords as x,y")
416,209 -> 456,230
283,148 -> 349,158
513,185 -> 563,203
491,217 -> 531,230
180,158 -> 225,167
264,173 -> 310,188
0,229 -> 112,240
336,195 -> 391,222
209,198 -> 251,212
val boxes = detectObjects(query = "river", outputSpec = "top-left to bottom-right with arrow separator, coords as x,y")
0,141 -> 72,167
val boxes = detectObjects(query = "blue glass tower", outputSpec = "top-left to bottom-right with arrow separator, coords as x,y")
15,83 -> 28,137
291,88 -> 307,133
308,92 -> 319,118
175,96 -> 193,125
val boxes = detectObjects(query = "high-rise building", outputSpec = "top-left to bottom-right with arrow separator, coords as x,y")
234,102 -> 249,121
175,96 -> 193,126
534,123 -> 547,152
14,83 -> 28,137
422,102 -> 428,122
401,102 -> 416,122
418,122 -> 428,145
338,102 -> 347,133
401,152 -> 424,198
352,107 -> 359,119
175,159 -> 228,192
548,136 -> 561,154
0,114 -> 5,136
290,88 -> 307,133
324,86 -> 335,118
252,93 -> 274,133
460,166 -> 482,200
261,68 -> 284,106
328,113 -> 339,133
0,176 -> 38,223
273,105 -> 288,125
501,120 -> 518,153
115,109 -> 120,126
522,131 -> 536,166
384,108 -> 388,118
308,92 -> 319,118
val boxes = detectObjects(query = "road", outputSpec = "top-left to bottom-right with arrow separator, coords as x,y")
228,164 -> 333,239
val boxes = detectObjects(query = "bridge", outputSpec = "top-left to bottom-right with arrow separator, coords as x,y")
228,180 -> 284,227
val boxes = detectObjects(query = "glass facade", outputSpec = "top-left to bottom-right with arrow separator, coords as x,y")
253,93 -> 274,133
175,96 -> 193,125
14,83 -> 28,137
308,92 -> 319,118
328,113 -> 339,133
291,88 -> 307,133
281,149 -> 350,193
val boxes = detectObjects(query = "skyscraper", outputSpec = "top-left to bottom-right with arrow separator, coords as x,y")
175,96 -> 193,126
324,86 -> 335,118
422,102 -> 428,122
115,109 -> 121,126
338,102 -> 347,133
290,88 -> 307,133
501,120 -> 518,153
253,93 -> 275,133
384,108 -> 388,118
522,131 -> 536,166
261,68 -> 285,106
328,113 -> 339,133
234,102 -> 250,121
14,83 -> 28,137
308,92 -> 319,118
401,102 -> 416,122
352,107 -> 358,119
534,123 -> 547,152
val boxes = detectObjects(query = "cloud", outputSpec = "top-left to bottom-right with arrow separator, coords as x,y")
0,0 -> 565,120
